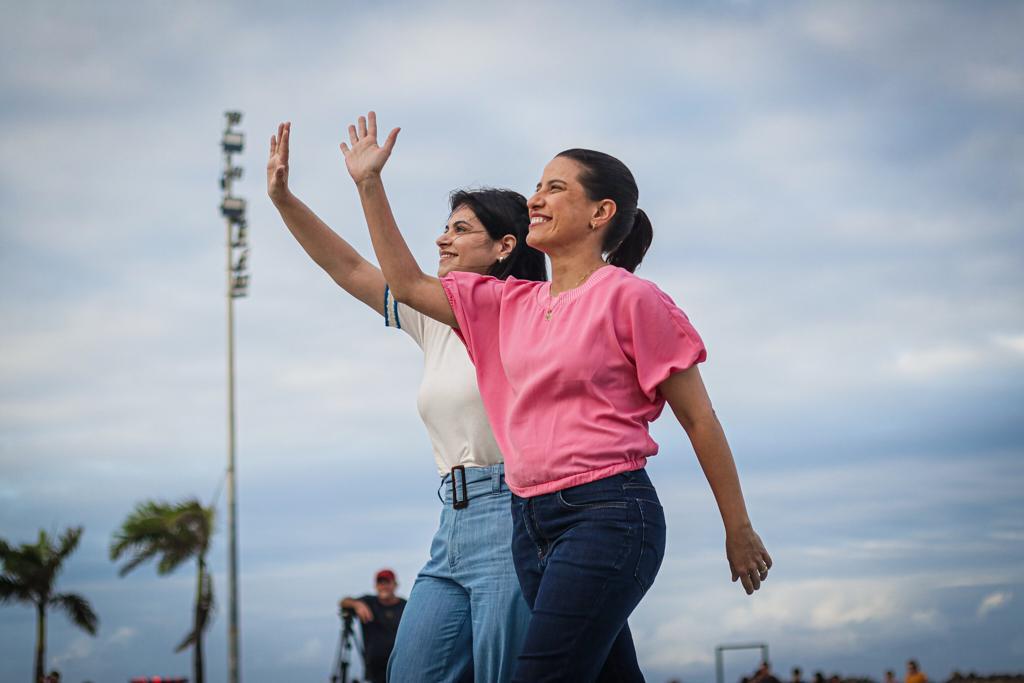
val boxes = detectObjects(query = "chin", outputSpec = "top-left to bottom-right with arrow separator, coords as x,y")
525,232 -> 551,253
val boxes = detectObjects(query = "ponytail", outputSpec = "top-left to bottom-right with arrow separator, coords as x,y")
606,209 -> 653,273
556,148 -> 653,272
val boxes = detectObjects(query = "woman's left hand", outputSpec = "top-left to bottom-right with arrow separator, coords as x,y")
726,524 -> 772,595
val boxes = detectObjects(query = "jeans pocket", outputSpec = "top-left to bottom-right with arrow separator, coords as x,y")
556,486 -> 630,510
634,498 -> 666,592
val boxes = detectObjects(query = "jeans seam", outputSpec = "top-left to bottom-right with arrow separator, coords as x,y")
634,498 -> 648,590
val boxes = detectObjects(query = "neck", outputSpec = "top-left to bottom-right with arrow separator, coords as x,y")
548,250 -> 606,296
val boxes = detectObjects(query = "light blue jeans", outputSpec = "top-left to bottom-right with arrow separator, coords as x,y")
387,463 -> 531,683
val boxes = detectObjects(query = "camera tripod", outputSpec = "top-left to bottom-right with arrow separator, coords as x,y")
329,607 -> 365,683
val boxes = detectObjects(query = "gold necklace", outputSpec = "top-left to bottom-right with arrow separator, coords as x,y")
545,263 -> 604,321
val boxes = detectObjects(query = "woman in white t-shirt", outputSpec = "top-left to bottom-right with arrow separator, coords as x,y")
267,122 -> 546,683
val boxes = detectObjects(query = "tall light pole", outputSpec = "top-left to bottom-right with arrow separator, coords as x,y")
219,110 -> 249,683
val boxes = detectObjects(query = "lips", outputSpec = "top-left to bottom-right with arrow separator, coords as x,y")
529,215 -> 551,229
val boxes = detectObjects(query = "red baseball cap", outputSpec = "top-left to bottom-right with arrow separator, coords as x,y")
375,569 -> 396,583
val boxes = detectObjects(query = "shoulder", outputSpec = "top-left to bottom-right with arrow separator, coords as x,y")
445,271 -> 543,293
601,267 -> 680,310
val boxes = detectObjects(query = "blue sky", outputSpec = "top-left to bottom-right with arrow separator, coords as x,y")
1,1 -> 1022,681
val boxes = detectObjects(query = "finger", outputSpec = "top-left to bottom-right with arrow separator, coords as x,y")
382,127 -> 400,155
748,569 -> 762,591
339,142 -> 350,156
348,124 -> 358,146
740,572 -> 754,595
763,551 -> 773,570
367,110 -> 377,138
358,115 -> 368,139
281,121 -> 290,161
270,134 -> 277,156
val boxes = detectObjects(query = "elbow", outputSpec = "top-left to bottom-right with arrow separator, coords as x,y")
678,405 -> 720,435
387,273 -> 428,305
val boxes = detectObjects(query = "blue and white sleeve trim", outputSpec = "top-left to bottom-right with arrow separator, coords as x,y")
383,285 -> 401,330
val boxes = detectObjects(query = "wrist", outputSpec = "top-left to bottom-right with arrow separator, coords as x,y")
270,189 -> 297,208
724,517 -> 752,535
354,173 -> 383,190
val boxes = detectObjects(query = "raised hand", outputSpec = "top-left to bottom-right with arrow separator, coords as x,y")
339,111 -> 400,185
267,121 -> 293,204
726,524 -> 773,595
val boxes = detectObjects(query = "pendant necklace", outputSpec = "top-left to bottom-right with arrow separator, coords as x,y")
545,263 -> 604,321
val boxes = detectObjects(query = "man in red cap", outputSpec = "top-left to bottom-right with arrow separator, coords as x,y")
340,569 -> 407,683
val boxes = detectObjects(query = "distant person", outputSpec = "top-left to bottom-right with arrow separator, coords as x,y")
812,672 -> 826,683
905,660 -> 928,683
792,667 -> 805,683
754,661 -> 782,683
340,569 -> 407,683
885,670 -> 900,683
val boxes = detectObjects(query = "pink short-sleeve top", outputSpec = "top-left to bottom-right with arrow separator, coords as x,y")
440,265 -> 706,497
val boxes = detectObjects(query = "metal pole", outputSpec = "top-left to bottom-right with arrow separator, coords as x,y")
220,111 -> 247,683
226,214 -> 240,683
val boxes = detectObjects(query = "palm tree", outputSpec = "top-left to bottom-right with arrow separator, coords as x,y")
110,499 -> 215,683
0,526 -> 99,683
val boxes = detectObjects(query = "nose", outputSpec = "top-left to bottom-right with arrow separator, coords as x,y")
527,190 -> 544,210
436,230 -> 451,247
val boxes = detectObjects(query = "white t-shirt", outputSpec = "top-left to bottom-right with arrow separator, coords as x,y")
384,286 -> 504,474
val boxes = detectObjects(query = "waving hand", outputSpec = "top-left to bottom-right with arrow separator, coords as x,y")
267,122 -> 292,204
339,111 -> 400,185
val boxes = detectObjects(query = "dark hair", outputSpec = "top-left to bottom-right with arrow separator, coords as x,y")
449,188 -> 547,281
555,148 -> 653,272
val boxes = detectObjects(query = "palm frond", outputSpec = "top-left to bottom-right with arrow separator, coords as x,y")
0,574 -> 34,603
51,592 -> 99,635
0,527 -> 89,611
111,499 -> 214,576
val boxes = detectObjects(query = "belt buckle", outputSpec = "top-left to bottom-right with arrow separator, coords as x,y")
451,465 -> 469,509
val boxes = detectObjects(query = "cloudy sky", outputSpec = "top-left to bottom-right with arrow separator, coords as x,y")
2,1 -> 1022,681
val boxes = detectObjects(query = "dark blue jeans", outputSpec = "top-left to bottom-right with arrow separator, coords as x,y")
510,468 -> 666,682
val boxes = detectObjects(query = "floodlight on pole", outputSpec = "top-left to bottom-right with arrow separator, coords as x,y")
220,109 -> 248,683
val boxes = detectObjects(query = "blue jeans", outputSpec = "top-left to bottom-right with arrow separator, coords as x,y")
388,464 -> 531,683
510,468 -> 666,682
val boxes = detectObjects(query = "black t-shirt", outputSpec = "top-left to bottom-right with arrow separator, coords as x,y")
359,595 -> 407,675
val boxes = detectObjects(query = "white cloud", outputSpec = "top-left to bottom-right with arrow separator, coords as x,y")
49,635 -> 93,667
894,345 -> 981,378
977,591 -> 1013,619
994,334 -> 1024,355
106,626 -> 138,645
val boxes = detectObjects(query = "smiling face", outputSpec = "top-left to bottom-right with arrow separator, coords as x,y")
434,205 -> 510,278
526,155 -> 609,255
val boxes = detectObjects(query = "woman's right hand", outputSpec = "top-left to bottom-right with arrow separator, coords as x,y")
339,111 -> 400,185
267,121 -> 292,205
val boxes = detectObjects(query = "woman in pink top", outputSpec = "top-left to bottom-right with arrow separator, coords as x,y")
342,112 -> 772,682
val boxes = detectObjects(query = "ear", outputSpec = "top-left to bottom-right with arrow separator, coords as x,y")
499,234 -> 516,258
590,199 -> 617,231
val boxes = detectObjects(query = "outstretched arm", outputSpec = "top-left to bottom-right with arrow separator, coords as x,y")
659,365 -> 773,595
268,122 -> 385,311
339,111 -> 457,327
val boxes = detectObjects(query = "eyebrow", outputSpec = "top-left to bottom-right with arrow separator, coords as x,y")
451,220 -> 476,229
535,177 -> 567,191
